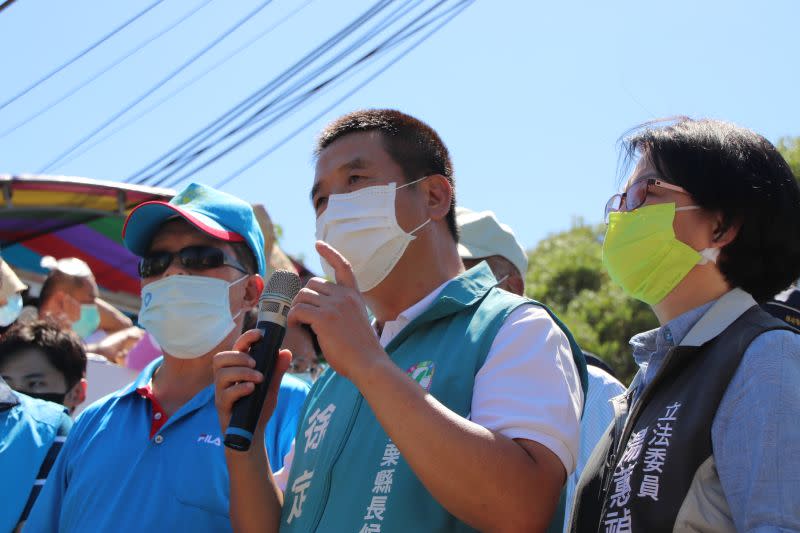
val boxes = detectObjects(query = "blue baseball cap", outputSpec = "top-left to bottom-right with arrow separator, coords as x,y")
123,183 -> 266,276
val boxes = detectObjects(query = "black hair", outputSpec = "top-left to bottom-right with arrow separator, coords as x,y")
622,117 -> 800,302
315,109 -> 458,241
0,320 -> 87,388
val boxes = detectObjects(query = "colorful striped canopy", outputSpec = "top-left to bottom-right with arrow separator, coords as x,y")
0,175 -> 173,313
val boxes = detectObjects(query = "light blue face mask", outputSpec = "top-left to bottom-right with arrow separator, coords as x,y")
72,303 -> 100,339
0,292 -> 23,327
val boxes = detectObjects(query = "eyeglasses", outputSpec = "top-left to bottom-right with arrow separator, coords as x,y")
139,245 -> 248,278
604,178 -> 690,223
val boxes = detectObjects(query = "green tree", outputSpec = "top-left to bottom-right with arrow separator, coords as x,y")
777,136 -> 800,182
526,222 -> 657,385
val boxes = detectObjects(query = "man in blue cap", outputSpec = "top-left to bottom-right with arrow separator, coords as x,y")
27,183 -> 309,532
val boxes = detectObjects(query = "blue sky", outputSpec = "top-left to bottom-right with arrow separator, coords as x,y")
0,0 -> 797,269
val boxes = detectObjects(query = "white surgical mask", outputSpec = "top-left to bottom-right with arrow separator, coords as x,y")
315,178 -> 430,291
138,275 -> 246,359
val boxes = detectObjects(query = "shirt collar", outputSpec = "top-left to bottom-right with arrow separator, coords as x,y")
116,356 -> 164,397
377,278 -> 450,346
630,288 -> 757,367
376,262 -> 499,347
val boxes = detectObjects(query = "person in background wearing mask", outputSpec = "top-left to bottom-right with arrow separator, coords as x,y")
38,256 -> 132,340
1,376 -> 72,532
0,325 -> 76,531
215,109 -> 587,532
456,206 -> 626,532
26,183 -> 309,532
0,258 -> 28,332
0,321 -> 87,412
570,118 -> 800,532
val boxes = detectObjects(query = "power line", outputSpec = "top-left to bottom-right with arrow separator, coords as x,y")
44,0 -> 315,170
125,0 -> 394,185
145,0 -> 421,187
0,0 -> 166,112
0,0 -> 19,15
157,0 -> 466,190
215,1 -> 473,190
153,0 -> 437,189
0,0 -> 214,140
38,0 -> 276,173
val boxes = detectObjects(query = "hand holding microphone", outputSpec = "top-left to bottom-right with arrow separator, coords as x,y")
214,270 -> 301,451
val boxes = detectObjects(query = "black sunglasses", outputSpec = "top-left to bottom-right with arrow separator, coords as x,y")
139,245 -> 248,278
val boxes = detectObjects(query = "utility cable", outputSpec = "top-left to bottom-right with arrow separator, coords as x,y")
157,0 -> 462,189
47,0 -> 315,170
38,0 -> 275,173
125,0 -> 393,184
214,0 -> 473,189
0,0 -> 166,112
144,0 -> 421,187
0,0 -> 214,140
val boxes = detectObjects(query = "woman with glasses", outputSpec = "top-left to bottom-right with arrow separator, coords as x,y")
570,118 -> 800,532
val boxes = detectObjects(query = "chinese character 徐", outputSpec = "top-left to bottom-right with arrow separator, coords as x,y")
304,404 -> 336,453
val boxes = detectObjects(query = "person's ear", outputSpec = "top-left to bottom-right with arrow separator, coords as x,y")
711,213 -> 741,248
64,378 -> 87,410
423,174 -> 453,223
504,274 -> 525,297
243,275 -> 264,308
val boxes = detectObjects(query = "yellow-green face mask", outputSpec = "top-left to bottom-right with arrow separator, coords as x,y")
602,202 -> 713,305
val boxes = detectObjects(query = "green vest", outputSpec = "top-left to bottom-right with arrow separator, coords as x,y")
280,264 -> 587,532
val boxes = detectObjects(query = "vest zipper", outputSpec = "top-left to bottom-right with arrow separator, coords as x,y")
308,394 -> 364,531
597,347 -> 686,523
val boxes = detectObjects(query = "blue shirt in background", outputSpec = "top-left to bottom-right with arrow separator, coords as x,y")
629,301 -> 800,532
0,378 -> 72,532
25,357 -> 308,532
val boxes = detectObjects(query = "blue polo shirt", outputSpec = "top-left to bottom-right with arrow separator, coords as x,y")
25,357 -> 308,532
1,380 -> 72,532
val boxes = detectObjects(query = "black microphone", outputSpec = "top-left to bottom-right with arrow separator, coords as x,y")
224,269 -> 302,451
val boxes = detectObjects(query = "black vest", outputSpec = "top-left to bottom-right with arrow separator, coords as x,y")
570,306 -> 796,532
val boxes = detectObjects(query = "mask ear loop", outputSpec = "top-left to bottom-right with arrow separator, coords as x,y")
396,175 -> 430,190
229,274 -> 252,321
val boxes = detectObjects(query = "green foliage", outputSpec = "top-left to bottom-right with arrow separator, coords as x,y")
777,136 -> 800,182
526,223 -> 658,385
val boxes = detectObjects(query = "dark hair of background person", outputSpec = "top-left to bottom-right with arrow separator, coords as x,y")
0,320 -> 87,388
315,108 -> 458,241
621,117 -> 800,302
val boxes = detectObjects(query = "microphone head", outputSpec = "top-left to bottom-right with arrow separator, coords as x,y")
264,269 -> 302,301
257,270 -> 302,325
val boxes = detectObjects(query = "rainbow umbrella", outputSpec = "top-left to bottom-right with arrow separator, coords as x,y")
0,174 -> 173,313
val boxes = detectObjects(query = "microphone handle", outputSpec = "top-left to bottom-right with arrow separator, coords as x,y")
223,320 -> 286,451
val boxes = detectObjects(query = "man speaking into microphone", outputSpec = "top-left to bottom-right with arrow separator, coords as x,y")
27,184 -> 309,532
215,109 -> 587,532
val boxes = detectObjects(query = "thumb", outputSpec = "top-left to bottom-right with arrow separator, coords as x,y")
316,240 -> 358,289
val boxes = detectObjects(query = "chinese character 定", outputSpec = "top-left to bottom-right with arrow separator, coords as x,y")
286,470 -> 314,524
